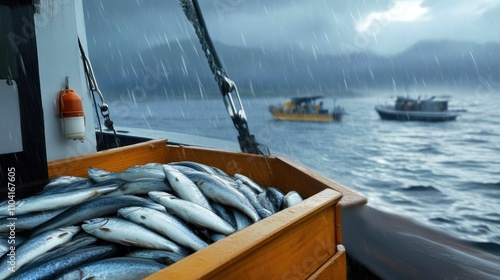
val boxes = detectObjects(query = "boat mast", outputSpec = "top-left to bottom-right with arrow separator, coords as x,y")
179,0 -> 269,155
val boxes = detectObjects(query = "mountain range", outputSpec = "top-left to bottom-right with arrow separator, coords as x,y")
88,39 -> 500,98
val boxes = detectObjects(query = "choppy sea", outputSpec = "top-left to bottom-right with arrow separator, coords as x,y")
109,89 -> 500,256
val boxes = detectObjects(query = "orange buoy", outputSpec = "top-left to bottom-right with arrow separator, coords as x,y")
59,77 -> 85,141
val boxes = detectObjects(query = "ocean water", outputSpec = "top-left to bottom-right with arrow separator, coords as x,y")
109,89 -> 500,256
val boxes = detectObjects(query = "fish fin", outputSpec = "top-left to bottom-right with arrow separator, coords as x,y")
99,228 -> 112,233
195,181 -> 205,187
58,232 -> 69,238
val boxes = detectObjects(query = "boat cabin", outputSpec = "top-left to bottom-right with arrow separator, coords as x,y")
395,96 -> 449,112
283,96 -> 327,114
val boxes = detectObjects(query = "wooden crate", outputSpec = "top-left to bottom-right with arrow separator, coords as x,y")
48,139 -> 366,279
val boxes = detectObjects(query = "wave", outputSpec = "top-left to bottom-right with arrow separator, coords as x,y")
462,214 -> 500,225
466,130 -> 499,137
416,146 -> 443,154
401,185 -> 441,192
462,241 -> 500,257
429,217 -> 458,225
467,182 -> 500,190
439,160 -> 487,169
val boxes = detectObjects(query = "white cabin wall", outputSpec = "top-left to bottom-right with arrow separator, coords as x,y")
35,0 -> 96,161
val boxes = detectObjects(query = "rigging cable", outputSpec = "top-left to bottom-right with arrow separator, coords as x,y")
179,0 -> 270,155
78,37 -> 120,149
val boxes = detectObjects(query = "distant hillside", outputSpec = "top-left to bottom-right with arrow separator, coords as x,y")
88,39 -> 500,99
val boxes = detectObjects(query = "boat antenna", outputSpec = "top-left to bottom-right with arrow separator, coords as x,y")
179,0 -> 269,155
78,37 -> 120,148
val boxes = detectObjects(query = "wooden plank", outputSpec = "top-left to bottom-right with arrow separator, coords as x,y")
165,145 -> 275,186
145,188 -> 341,280
273,157 -> 367,207
48,141 -> 365,207
164,145 -> 367,207
308,245 -> 347,280
47,139 -> 168,177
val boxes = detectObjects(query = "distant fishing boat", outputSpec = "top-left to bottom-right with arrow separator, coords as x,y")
268,96 -> 346,122
375,96 -> 464,122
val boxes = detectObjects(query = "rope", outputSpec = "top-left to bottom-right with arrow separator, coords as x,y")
179,0 -> 269,155
78,37 -> 120,148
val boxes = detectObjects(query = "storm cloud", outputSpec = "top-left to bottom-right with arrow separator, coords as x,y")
82,1 -> 500,96
84,0 -> 500,56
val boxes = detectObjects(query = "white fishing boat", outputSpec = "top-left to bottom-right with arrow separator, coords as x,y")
375,96 -> 464,122
1,1 -> 499,279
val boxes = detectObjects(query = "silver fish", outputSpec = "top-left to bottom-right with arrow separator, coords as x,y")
82,217 -> 187,254
266,187 -> 286,211
8,245 -> 118,280
40,179 -> 94,195
168,164 -> 199,173
162,165 -> 212,211
0,226 -> 80,279
185,170 -> 260,223
55,257 -> 165,280
258,191 -> 278,214
104,178 -> 173,196
208,232 -> 227,243
118,206 -> 208,251
232,208 -> 253,231
126,249 -> 185,265
149,192 -> 235,235
211,202 -> 237,228
25,233 -> 99,270
0,235 -> 8,258
31,195 -> 165,236
283,191 -> 304,208
210,166 -> 238,187
237,181 -> 272,219
172,162 -> 237,187
1,234 -> 25,258
0,208 -> 68,233
234,173 -> 266,193
0,185 -> 118,216
169,161 -> 218,175
88,167 -> 165,182
43,176 -> 88,191
127,162 -> 164,171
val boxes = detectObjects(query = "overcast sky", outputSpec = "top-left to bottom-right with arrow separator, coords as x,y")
84,0 -> 500,56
